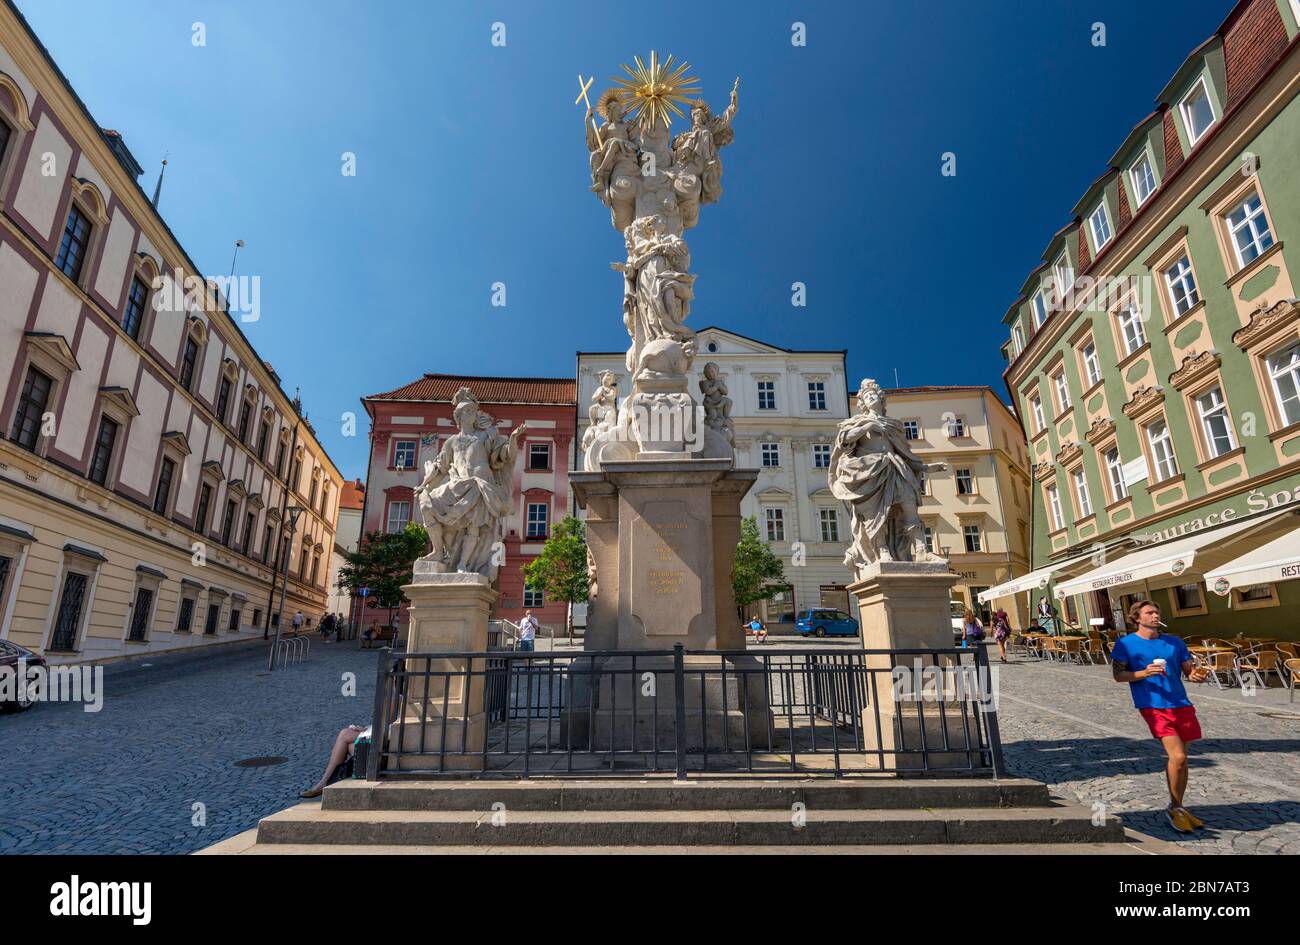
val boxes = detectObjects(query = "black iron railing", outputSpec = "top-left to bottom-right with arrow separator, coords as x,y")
365,644 -> 1005,780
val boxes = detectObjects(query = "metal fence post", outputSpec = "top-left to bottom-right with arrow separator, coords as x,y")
974,643 -> 1006,778
365,646 -> 393,781
673,643 -> 687,779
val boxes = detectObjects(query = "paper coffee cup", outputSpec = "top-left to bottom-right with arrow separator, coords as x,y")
1151,658 -> 1166,668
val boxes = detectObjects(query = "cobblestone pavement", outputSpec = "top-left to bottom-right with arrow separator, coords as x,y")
993,649 -> 1300,854
0,639 -> 380,855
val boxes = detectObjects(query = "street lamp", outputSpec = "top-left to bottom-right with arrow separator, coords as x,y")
269,504 -> 305,671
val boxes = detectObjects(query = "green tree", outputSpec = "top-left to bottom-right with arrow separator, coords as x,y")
521,515 -> 589,643
337,523 -> 428,628
732,515 -> 786,621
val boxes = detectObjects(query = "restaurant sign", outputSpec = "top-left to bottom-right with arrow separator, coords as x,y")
1130,481 -> 1300,547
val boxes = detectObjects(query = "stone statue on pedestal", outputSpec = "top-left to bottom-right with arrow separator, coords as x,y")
581,55 -> 738,462
699,361 -> 734,446
414,387 -> 526,579
829,379 -> 947,578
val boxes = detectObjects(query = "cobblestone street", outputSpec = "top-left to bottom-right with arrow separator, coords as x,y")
2,638 -> 1297,854
995,650 -> 1300,854
0,639 -> 380,855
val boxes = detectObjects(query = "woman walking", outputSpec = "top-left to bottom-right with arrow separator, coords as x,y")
991,607 -> 1012,663
961,609 -> 985,649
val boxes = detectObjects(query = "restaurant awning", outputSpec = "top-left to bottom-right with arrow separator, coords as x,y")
976,548 -> 1101,604
1203,525 -> 1300,594
1054,508 -> 1294,599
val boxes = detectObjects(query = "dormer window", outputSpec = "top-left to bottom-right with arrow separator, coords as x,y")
1088,202 -> 1112,250
1052,254 -> 1074,300
1179,76 -> 1216,145
1012,324 -> 1025,355
1129,151 -> 1157,206
1031,290 -> 1048,328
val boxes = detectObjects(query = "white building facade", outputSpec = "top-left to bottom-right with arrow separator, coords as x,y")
577,327 -> 856,626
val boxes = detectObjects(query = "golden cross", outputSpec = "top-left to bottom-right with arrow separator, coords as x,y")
575,74 -> 602,143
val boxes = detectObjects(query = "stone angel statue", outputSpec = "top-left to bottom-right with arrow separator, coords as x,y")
672,77 -> 739,208
585,88 -> 640,231
414,387 -> 528,578
829,378 -> 947,576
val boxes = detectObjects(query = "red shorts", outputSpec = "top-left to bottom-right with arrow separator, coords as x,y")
1138,706 -> 1202,742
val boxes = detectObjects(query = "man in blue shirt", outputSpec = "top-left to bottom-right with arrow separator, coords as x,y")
1110,600 -> 1209,834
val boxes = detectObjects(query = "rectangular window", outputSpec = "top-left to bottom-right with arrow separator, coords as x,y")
1164,255 -> 1199,316
764,508 -> 785,542
756,380 -> 776,410
51,570 -> 88,651
903,420 -> 919,440
128,586 -> 153,642
807,381 -> 826,411
819,508 -> 839,543
1053,255 -> 1074,298
123,276 -> 149,340
1013,324 -> 1025,355
216,378 -> 232,424
180,337 -> 199,391
393,440 -> 417,469
1180,77 -> 1216,144
309,554 -> 320,586
1105,448 -> 1128,501
1118,304 -> 1146,355
1173,583 -> 1204,612
1129,151 -> 1157,206
0,121 -> 9,164
154,458 -> 176,515
1237,585 -> 1275,604
88,416 -> 119,486
955,468 -> 974,495
523,584 -> 544,608
528,443 -> 551,470
228,608 -> 241,631
176,596 -> 195,633
1031,290 -> 1048,328
204,603 -> 220,636
947,416 -> 967,437
1227,193 -> 1274,267
1146,420 -> 1179,482
1089,203 -> 1112,250
760,442 -> 780,467
1081,342 -> 1101,388
526,502 -> 548,539
1072,467 -> 1093,518
923,527 -> 934,555
10,366 -> 53,451
275,441 -> 287,478
237,401 -> 252,443
1053,371 -> 1071,412
812,443 -> 831,468
1195,386 -> 1235,458
55,205 -> 92,282
962,524 -> 982,553
1046,484 -> 1064,531
261,525 -> 274,562
386,500 -> 410,533
1268,342 -> 1300,426
240,512 -> 255,555
220,500 -> 237,546
257,420 -> 270,461
1030,395 -> 1045,433
195,483 -> 213,534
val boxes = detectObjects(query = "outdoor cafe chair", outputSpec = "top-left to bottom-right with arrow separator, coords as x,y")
1202,650 -> 1237,689
1082,632 -> 1108,665
1287,659 -> 1300,703
1235,648 -> 1284,690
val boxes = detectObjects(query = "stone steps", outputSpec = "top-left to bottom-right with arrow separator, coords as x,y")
321,777 -> 1051,812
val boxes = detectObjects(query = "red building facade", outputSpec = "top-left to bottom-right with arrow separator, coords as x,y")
360,374 -> 576,632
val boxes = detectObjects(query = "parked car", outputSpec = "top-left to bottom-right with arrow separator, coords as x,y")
0,639 -> 46,712
795,609 -> 859,638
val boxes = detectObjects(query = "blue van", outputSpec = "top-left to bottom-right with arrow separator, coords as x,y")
795,609 -> 859,638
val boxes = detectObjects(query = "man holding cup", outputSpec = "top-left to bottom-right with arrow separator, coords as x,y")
1110,600 -> 1210,834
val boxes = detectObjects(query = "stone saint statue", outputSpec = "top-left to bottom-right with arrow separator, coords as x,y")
581,64 -> 738,460
829,379 -> 947,576
414,387 -> 528,578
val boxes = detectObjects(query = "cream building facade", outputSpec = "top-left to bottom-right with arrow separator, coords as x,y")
883,386 -> 1033,626
0,4 -> 342,664
577,327 -> 857,625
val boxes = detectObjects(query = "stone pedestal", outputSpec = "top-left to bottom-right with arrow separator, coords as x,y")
392,569 -> 496,771
850,560 -> 973,771
566,458 -> 768,750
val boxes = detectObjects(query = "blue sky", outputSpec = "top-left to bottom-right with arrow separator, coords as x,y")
17,0 -> 1234,480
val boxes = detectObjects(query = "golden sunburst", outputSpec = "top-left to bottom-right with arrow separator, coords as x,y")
611,50 -> 700,130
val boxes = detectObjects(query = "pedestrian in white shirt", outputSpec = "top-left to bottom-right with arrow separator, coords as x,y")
519,610 -> 539,652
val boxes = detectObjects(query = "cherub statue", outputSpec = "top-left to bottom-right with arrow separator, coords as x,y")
415,387 -> 528,578
829,379 -> 947,575
698,361 -> 733,445
672,78 -> 739,206
581,370 -> 619,454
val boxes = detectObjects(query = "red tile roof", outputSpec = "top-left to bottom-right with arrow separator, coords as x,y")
340,478 -> 365,510
365,373 -> 576,405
